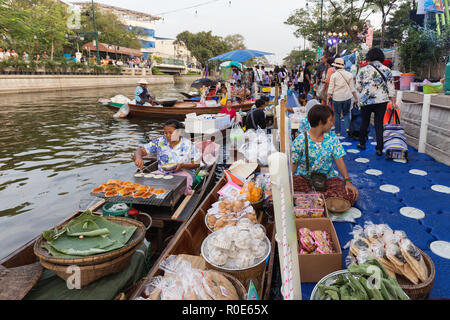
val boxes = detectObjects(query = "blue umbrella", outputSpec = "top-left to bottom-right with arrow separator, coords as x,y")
209,49 -> 274,63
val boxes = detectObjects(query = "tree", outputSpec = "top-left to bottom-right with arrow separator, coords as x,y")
176,31 -> 232,67
80,5 -> 143,50
367,0 -> 403,48
283,49 -> 316,67
285,1 -> 372,49
224,34 -> 246,50
384,1 -> 412,47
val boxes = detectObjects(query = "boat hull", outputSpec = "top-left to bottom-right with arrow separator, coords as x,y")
106,101 -> 254,120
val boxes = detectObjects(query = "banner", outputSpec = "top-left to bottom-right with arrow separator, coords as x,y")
424,0 -> 444,13
417,0 -> 426,14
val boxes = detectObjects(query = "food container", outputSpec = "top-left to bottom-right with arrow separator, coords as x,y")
102,202 -> 131,217
161,163 -> 178,171
310,270 -> 411,300
325,197 -> 351,214
296,218 -> 342,282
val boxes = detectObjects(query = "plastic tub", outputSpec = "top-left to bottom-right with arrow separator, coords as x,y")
102,202 -> 131,217
423,84 -> 443,94
400,73 -> 415,90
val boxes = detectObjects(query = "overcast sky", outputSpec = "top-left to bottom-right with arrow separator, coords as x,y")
82,0 -> 382,64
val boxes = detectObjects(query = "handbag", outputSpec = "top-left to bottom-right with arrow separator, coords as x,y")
304,131 -> 327,192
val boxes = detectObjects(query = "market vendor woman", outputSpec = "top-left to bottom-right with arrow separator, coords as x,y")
291,104 -> 359,204
133,119 -> 201,194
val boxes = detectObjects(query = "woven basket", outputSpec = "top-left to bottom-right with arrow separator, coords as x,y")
205,259 -> 265,296
325,197 -> 351,214
396,249 -> 435,300
34,216 -> 145,266
39,242 -> 140,288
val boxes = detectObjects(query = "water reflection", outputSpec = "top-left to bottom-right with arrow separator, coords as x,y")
0,82 -> 193,259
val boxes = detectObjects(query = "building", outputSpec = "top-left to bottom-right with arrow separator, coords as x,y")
71,2 -> 161,59
153,37 -> 201,70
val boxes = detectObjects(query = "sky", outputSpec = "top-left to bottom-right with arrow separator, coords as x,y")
76,0 -> 382,64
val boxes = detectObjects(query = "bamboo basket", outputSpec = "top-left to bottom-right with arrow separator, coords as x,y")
34,216 -> 145,266
396,249 -> 435,300
39,243 -> 140,288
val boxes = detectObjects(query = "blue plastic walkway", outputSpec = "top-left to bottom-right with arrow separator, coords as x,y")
299,122 -> 450,299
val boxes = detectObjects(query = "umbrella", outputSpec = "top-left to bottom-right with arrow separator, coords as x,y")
191,78 -> 218,89
219,61 -> 245,70
209,49 -> 274,63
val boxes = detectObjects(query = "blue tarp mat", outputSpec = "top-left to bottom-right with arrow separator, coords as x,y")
299,119 -> 450,299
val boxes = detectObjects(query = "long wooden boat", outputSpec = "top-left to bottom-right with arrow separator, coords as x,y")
128,173 -> 277,300
106,101 -> 255,120
0,160 -> 218,300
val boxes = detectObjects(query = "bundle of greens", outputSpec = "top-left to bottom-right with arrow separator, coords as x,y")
41,211 -> 137,258
316,258 -> 409,300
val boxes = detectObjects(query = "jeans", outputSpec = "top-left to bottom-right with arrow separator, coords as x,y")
332,99 -> 351,135
360,102 -> 388,151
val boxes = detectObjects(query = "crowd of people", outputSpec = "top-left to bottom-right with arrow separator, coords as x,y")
0,48 -> 50,62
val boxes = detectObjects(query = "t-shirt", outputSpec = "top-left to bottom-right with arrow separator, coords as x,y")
245,108 -> 266,130
220,106 -> 236,120
291,130 -> 346,178
303,68 -> 311,85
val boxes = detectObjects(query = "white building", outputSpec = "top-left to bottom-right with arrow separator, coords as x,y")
71,2 -> 161,59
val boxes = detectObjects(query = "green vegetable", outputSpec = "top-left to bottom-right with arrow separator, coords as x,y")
348,274 -> 368,300
366,258 -> 392,280
379,279 -> 395,300
387,277 -> 409,300
359,276 -> 383,300
339,284 -> 353,300
382,278 -> 398,299
325,289 -> 340,300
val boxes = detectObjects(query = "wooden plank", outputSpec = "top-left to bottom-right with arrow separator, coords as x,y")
171,195 -> 193,220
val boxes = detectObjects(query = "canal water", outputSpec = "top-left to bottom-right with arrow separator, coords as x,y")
0,83 -> 200,259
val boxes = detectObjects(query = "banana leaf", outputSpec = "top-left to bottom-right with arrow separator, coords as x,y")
41,211 -> 137,258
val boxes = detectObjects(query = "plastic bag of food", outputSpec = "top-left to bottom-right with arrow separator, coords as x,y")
399,238 -> 428,282
386,243 -> 419,284
113,102 -> 130,118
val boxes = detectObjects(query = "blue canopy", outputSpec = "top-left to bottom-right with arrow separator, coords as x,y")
209,49 -> 274,62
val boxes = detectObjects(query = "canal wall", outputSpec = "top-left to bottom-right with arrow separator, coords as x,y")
0,74 -> 202,95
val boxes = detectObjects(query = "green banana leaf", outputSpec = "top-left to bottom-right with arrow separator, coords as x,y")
41,211 -> 137,258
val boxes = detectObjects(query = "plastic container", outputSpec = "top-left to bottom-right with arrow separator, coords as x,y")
422,84 -> 443,94
102,202 -> 131,217
400,73 -> 415,90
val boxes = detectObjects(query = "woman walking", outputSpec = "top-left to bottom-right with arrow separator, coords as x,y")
356,48 -> 396,156
327,58 -> 359,136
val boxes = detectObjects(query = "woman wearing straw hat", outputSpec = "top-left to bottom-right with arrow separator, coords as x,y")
135,78 -> 155,106
327,57 -> 359,136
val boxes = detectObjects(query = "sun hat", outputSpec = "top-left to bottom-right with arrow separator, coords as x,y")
332,58 -> 345,69
137,78 -> 148,85
0,262 -> 44,300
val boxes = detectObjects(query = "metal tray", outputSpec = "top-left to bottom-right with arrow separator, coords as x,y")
91,175 -> 186,207
201,232 -> 271,271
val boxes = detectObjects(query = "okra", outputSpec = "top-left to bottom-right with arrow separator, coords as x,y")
387,277 -> 409,300
382,278 -> 398,299
379,279 -> 395,300
348,274 -> 368,300
325,289 -> 340,300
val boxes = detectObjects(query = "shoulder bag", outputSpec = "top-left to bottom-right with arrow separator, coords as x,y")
304,131 -> 327,192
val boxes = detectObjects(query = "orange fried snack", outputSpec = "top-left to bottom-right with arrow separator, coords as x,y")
105,190 -> 118,197
119,189 -> 133,197
153,189 -> 166,194
133,190 -> 147,198
142,191 -> 153,198
92,186 -> 104,193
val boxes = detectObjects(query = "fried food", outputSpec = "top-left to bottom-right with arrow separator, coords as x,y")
105,190 -> 118,197
133,190 -> 147,198
92,186 -> 104,193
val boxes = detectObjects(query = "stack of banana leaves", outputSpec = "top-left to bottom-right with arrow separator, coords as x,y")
41,211 -> 137,258
317,258 -> 409,300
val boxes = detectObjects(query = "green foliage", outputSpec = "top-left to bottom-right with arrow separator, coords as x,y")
283,49 -> 316,67
399,25 -> 450,73
80,4 -> 142,50
224,34 -> 246,50
176,31 -> 233,67
285,1 -> 369,48
152,66 -> 165,75
186,70 -> 201,75
384,1 -> 412,47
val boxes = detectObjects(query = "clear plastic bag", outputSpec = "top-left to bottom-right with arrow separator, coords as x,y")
113,102 -> 130,118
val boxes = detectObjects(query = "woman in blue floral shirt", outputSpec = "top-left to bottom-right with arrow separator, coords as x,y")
291,105 -> 358,204
133,119 -> 201,194
356,48 -> 397,156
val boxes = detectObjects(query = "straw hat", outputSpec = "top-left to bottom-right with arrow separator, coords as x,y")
137,78 -> 148,85
0,262 -> 44,300
332,58 -> 345,69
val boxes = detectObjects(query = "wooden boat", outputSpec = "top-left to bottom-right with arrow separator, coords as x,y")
106,100 -> 255,120
0,160 -> 219,300
128,173 -> 277,300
